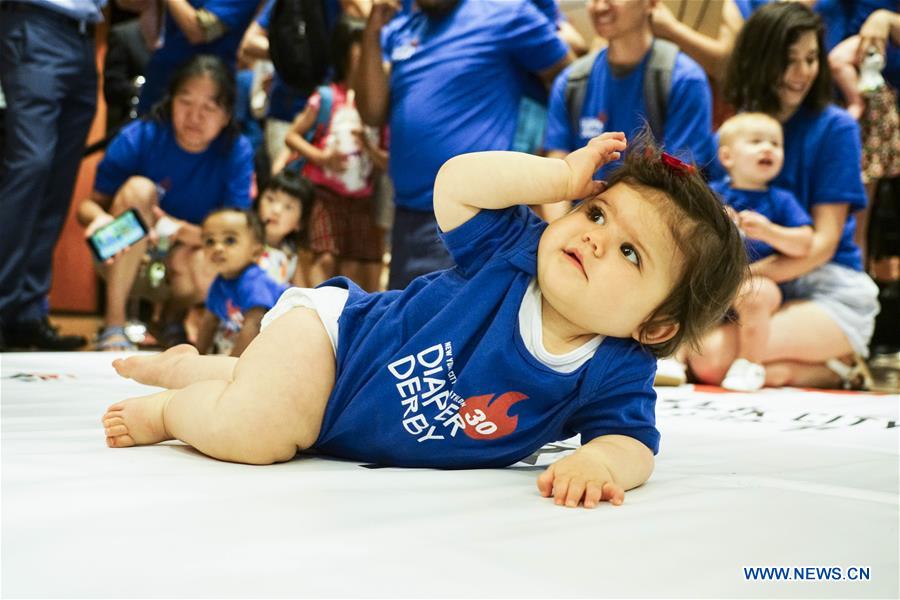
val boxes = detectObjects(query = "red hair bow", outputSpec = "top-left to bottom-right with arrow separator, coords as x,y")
661,152 -> 696,175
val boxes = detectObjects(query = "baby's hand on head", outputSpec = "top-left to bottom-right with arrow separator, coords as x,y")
536,448 -> 625,509
563,132 -> 627,200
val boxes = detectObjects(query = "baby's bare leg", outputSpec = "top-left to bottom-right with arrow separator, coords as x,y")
113,344 -> 237,388
103,308 -> 335,464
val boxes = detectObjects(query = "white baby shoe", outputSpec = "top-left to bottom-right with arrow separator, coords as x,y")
655,357 -> 687,386
721,358 -> 766,392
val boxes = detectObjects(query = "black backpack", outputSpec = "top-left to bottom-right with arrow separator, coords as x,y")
565,39 -> 678,142
268,0 -> 330,94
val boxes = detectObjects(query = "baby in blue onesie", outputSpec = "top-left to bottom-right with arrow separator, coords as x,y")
104,131 -> 746,509
711,113 -> 814,392
196,208 -> 287,357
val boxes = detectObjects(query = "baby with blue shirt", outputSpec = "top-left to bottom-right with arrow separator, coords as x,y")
103,131 -> 745,509
711,113 -> 815,392
196,208 -> 287,357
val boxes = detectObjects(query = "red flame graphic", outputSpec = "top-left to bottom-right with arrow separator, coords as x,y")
460,392 -> 528,440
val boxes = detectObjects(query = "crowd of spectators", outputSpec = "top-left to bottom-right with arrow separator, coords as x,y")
0,0 -> 898,391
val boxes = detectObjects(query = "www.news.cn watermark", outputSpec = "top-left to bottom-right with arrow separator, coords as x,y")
743,566 -> 871,582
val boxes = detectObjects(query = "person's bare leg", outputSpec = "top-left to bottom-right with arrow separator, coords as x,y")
764,360 -> 843,388
113,344 -> 238,388
733,277 -> 782,363
103,177 -> 160,328
102,307 -> 335,464
309,252 -> 336,286
690,299 -> 855,385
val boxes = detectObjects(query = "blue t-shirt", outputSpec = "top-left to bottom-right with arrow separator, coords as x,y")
774,105 -> 867,271
95,119 -> 253,224
138,0 -> 260,112
544,46 -> 715,178
710,182 -> 813,262
846,0 -> 897,37
207,263 -> 287,332
381,0 -> 567,211
885,42 -> 900,90
314,205 -> 660,469
735,0 -> 847,51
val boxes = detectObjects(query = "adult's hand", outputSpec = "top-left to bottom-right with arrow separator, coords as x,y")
649,1 -> 679,39
366,0 -> 400,34
857,9 -> 895,62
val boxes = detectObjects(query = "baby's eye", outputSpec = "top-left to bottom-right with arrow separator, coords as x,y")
587,206 -> 605,224
224,236 -> 238,245
621,244 -> 641,267
203,238 -> 215,247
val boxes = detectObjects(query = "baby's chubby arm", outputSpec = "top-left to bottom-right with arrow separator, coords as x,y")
738,211 -> 813,258
434,132 -> 626,233
536,434 -> 654,508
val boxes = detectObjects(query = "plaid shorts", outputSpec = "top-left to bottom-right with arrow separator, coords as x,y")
308,185 -> 384,262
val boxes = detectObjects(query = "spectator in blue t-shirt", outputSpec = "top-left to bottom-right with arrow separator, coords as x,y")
356,0 -> 570,290
196,208 -> 287,356
78,55 -> 254,351
136,0 -> 259,114
689,2 -> 881,391
711,113 -> 813,392
104,131 -> 746,508
543,0 -> 715,220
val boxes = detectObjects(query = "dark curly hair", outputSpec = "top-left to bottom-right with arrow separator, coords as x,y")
202,208 -> 265,246
605,129 -> 748,358
725,1 -> 832,115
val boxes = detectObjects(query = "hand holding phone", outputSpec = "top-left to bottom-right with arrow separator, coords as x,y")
86,208 -> 149,262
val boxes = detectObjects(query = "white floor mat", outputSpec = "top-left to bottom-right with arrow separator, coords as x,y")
2,352 -> 898,598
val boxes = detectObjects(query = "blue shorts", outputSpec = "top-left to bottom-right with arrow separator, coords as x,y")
779,263 -> 881,357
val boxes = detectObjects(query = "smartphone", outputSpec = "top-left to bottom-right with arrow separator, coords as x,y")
87,209 -> 149,262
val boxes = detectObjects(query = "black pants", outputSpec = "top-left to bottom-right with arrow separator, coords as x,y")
0,4 -> 98,323
387,206 -> 456,290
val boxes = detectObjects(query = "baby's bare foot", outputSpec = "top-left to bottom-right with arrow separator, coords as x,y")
102,390 -> 175,448
112,344 -> 197,388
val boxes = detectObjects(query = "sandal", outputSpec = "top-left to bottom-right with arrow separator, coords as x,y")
96,326 -> 138,352
825,354 -> 874,391
158,322 -> 189,349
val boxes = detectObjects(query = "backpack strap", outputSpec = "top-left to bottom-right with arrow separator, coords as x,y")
564,51 -> 599,137
305,83 -> 333,143
643,39 -> 678,142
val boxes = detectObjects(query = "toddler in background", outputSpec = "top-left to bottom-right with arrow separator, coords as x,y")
196,208 -> 287,357
278,16 -> 387,291
104,131 -> 746,509
711,113 -> 814,391
256,170 -> 314,286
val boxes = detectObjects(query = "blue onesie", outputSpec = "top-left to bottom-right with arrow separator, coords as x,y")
544,45 -> 715,178
207,263 -> 287,339
94,119 -> 253,224
313,205 -> 660,469
710,183 -> 813,262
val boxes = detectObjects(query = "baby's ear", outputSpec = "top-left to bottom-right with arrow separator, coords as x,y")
718,145 -> 734,170
632,320 -> 679,346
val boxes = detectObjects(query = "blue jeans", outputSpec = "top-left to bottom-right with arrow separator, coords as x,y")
0,3 -> 97,323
